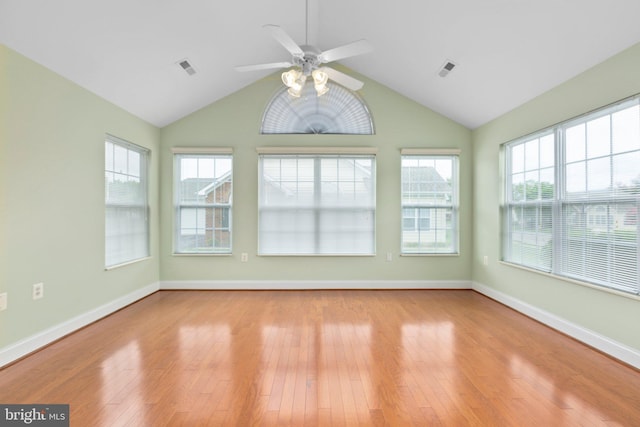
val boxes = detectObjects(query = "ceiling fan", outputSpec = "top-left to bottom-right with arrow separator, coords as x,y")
235,24 -> 373,97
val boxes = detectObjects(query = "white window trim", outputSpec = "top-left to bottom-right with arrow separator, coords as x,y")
257,152 -> 377,256
171,147 -> 233,154
104,134 -> 150,269
502,94 -> 640,295
257,146 -> 377,155
400,148 -> 461,156
400,151 -> 460,255
173,151 -> 233,255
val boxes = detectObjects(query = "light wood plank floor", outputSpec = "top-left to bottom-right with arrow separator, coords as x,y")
1,290 -> 639,426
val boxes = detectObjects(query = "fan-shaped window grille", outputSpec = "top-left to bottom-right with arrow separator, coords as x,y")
261,82 -> 374,134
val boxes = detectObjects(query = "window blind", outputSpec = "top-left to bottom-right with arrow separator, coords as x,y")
504,131 -> 555,270
258,153 -> 376,255
559,101 -> 640,293
105,135 -> 149,268
503,95 -> 640,295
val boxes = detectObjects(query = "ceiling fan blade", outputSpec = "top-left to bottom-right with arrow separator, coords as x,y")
235,61 -> 293,72
318,39 -> 373,63
263,24 -> 304,57
322,67 -> 364,91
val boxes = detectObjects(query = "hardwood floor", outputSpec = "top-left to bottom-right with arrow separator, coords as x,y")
1,290 -> 639,426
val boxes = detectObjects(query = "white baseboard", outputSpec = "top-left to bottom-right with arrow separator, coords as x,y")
472,281 -> 640,370
0,282 -> 160,368
160,279 -> 472,290
11,280 -> 633,371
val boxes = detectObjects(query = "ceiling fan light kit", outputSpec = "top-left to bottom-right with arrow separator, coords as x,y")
236,24 -> 372,98
281,69 -> 307,97
312,69 -> 329,96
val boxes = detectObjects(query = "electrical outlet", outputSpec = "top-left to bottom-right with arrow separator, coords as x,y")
0,293 -> 7,311
241,253 -> 248,262
386,252 -> 392,262
32,282 -> 44,300
483,255 -> 489,266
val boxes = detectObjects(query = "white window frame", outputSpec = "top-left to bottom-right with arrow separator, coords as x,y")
400,149 -> 460,255
172,148 -> 233,255
105,135 -> 150,268
503,130 -> 555,271
257,147 -> 377,256
503,95 -> 640,295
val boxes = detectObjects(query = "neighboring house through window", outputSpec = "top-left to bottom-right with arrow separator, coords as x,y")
173,148 -> 233,254
105,135 -> 150,268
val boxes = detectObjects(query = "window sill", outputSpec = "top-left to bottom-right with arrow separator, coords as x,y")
105,256 -> 152,271
257,253 -> 376,257
172,253 -> 233,257
400,253 -> 460,257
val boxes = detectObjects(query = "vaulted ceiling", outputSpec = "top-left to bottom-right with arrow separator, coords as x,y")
2,0 -> 640,129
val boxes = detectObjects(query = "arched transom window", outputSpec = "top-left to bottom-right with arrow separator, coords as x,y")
261,82 -> 374,135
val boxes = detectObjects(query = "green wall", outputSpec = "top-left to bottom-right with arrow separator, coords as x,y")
0,45 -> 160,349
160,68 -> 473,281
472,42 -> 640,351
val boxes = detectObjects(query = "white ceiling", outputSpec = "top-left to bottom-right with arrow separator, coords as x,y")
2,0 -> 640,129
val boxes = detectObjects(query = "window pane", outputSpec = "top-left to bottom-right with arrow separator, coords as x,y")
504,131 -> 556,271
105,136 -> 149,267
539,134 -> 555,168
105,142 -> 114,171
561,202 -> 638,293
586,115 -> 611,159
511,143 -> 525,173
259,154 -> 375,255
174,153 -> 233,254
525,139 -> 539,170
504,203 -> 552,271
566,162 -> 586,194
318,209 -> 375,254
525,170 -> 540,201
540,167 -> 554,199
181,158 -> 198,180
612,105 -> 640,154
504,96 -> 640,295
566,123 -> 585,163
613,151 -> 640,191
511,173 -> 525,202
281,158 -> 298,180
586,157 -> 610,192
262,158 -> 281,179
401,155 -> 458,254
128,150 -> 140,177
114,144 -> 128,174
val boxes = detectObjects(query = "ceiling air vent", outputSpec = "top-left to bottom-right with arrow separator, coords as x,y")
178,59 -> 196,76
438,60 -> 456,78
